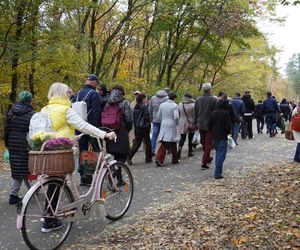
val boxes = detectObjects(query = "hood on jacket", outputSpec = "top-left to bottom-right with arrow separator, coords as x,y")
108,89 -> 124,104
156,90 -> 168,98
216,99 -> 229,110
242,94 -> 251,100
9,102 -> 33,117
181,95 -> 194,103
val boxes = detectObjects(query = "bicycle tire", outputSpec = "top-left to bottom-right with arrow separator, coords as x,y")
21,179 -> 74,250
100,162 -> 133,221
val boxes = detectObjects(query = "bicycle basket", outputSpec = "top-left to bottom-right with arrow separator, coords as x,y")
29,149 -> 74,175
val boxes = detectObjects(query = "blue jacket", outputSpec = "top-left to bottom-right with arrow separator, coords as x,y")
73,85 -> 102,127
231,98 -> 245,116
263,97 -> 280,114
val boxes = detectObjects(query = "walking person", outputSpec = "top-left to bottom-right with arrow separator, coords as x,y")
178,93 -> 195,159
263,92 -> 280,137
128,93 -> 152,164
231,92 -> 245,144
280,98 -> 291,122
208,99 -> 232,179
4,91 -> 35,205
104,85 -> 133,166
155,93 -> 180,166
149,89 -> 168,155
194,83 -> 217,169
72,74 -> 102,186
35,82 -> 116,233
255,100 -> 265,134
241,90 -> 255,139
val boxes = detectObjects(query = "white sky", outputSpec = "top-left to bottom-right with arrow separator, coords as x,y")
259,4 -> 300,74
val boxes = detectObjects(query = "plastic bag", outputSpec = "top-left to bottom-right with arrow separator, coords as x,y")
192,130 -> 201,145
4,149 -> 10,164
227,135 -> 236,150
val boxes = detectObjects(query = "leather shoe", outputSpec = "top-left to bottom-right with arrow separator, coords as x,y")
9,195 -> 22,205
201,165 -> 209,170
214,176 -> 224,180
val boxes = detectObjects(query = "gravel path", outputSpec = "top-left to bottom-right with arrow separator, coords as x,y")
0,131 -> 295,249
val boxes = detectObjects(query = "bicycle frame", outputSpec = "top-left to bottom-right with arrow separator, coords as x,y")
17,137 -> 117,228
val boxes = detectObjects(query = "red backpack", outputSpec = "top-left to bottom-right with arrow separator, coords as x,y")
292,108 -> 300,132
101,103 -> 122,129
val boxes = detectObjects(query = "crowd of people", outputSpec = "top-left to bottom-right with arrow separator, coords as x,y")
4,74 -> 300,208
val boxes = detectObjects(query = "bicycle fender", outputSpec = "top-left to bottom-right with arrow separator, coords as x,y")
16,177 -> 64,229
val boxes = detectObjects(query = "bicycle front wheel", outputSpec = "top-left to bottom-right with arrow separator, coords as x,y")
21,179 -> 74,250
100,162 -> 134,221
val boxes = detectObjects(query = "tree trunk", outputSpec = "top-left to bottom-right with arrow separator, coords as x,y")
157,31 -> 173,86
95,0 -> 134,76
112,21 -> 130,79
10,1 -> 25,103
138,0 -> 158,78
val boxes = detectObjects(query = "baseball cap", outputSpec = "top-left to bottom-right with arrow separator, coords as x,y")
87,74 -> 99,84
134,91 -> 140,95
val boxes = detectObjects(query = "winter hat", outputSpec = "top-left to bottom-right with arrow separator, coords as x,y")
18,91 -> 33,103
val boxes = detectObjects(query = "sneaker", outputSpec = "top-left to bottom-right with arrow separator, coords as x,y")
9,195 -> 22,205
41,220 -> 62,233
201,165 -> 209,170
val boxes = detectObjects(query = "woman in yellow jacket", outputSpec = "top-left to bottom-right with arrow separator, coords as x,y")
39,82 -> 116,233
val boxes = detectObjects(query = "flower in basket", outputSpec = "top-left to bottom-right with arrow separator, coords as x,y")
44,137 -> 75,151
30,131 -> 57,151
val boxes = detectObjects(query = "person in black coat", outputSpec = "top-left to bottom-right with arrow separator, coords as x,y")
128,93 -> 152,164
208,99 -> 231,179
241,91 -> 255,139
280,98 -> 291,122
105,85 -> 133,162
255,100 -> 265,134
4,91 -> 35,205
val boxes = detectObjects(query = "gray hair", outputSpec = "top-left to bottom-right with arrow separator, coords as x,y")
47,82 -> 69,99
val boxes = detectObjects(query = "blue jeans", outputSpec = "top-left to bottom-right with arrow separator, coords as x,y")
265,113 -> 276,132
213,140 -> 228,177
294,143 -> 300,162
151,123 -> 161,154
231,122 -> 240,144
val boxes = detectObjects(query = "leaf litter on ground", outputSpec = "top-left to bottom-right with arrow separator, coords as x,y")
65,161 -> 300,249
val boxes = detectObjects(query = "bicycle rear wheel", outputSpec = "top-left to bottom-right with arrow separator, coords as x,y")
100,162 -> 133,221
21,179 -> 74,250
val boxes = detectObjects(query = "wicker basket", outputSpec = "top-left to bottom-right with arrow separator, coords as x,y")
29,149 -> 75,176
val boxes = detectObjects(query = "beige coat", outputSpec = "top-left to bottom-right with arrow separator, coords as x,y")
178,101 -> 195,134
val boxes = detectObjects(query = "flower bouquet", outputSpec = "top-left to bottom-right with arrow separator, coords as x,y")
30,131 -> 57,151
28,134 -> 76,175
44,137 -> 75,151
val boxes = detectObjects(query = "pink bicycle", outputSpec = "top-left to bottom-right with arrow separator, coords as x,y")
17,135 -> 133,250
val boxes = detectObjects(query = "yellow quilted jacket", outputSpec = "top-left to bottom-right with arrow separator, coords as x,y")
42,97 -> 75,138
